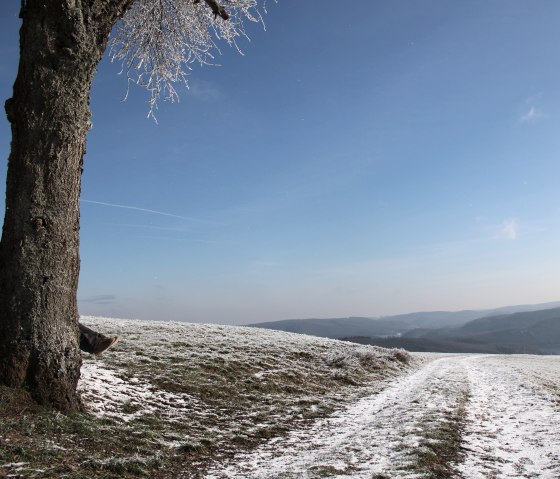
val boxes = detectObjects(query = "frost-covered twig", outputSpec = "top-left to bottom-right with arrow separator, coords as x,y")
109,0 -> 268,120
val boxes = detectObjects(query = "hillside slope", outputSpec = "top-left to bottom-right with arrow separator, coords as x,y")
0,317 -> 414,479
354,308 -> 560,354
431,306 -> 560,337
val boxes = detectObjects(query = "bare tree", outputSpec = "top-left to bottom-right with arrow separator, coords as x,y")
0,0 -> 264,412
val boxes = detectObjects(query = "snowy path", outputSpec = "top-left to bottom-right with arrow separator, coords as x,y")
206,355 -> 560,479
458,356 -> 560,479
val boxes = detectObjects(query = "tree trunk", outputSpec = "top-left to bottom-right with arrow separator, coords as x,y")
0,0 -> 131,412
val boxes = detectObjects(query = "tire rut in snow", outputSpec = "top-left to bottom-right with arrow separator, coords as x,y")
206,357 -> 470,478
457,356 -> 560,479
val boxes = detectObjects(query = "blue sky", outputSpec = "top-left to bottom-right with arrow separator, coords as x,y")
1,1 -> 560,324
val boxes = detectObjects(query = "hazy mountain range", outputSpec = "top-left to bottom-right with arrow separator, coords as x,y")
248,301 -> 560,354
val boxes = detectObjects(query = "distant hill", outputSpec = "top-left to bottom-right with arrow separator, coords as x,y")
247,301 -> 560,342
247,317 -> 405,339
247,312 -> 488,339
349,307 -> 560,354
453,306 -> 560,335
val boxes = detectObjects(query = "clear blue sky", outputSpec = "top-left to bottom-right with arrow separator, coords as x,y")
1,1 -> 560,324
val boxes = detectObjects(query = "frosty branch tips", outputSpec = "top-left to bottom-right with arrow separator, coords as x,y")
109,0 -> 267,118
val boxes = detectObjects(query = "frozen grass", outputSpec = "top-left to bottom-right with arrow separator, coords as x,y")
205,355 -> 469,478
411,394 -> 468,479
493,354 -> 560,404
204,354 -> 560,478
0,316 -> 415,478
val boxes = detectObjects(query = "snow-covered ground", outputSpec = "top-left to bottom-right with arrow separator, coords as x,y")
5,318 -> 557,478
205,355 -> 560,479
78,316 -> 413,427
74,317 -> 415,477
458,356 -> 560,479
74,318 -> 560,478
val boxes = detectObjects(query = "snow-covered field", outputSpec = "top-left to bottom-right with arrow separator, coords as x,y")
459,356 -> 560,479
74,316 -> 414,477
2,317 -> 558,479
77,319 -> 560,478
205,355 -> 560,479
78,316 -> 413,426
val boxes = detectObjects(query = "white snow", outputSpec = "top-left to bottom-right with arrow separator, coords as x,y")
0,463 -> 29,468
458,355 -> 560,479
206,356 -> 468,478
206,355 -> 560,479
76,317 -> 560,478
76,315 -> 413,473
79,359 -> 201,422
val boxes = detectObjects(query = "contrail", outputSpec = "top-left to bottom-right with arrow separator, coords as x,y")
81,199 -> 204,222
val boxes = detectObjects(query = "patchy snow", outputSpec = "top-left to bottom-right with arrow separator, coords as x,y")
75,316 -> 413,475
458,356 -> 560,479
75,318 -> 560,478
206,355 -> 560,479
0,462 -> 29,468
206,356 -> 468,478
78,317 -> 411,425
79,359 -> 201,422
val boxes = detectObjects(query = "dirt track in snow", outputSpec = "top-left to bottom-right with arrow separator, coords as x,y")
207,355 -> 560,479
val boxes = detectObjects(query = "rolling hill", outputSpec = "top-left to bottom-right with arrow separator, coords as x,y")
0,316 -> 415,478
247,301 -> 560,345
350,307 -> 560,354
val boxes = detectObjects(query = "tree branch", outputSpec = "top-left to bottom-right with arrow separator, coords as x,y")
203,0 -> 229,20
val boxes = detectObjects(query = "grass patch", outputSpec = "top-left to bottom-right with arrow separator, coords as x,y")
410,395 -> 469,478
0,317 -> 418,478
308,464 -> 352,476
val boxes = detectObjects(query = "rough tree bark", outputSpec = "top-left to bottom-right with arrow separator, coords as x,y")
0,0 -> 132,412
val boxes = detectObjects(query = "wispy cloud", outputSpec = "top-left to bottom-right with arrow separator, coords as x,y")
499,218 -> 519,241
117,223 -> 192,232
186,79 -> 224,102
519,106 -> 545,123
135,234 -> 219,244
81,199 -> 206,223
519,93 -> 547,123
79,294 -> 116,305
